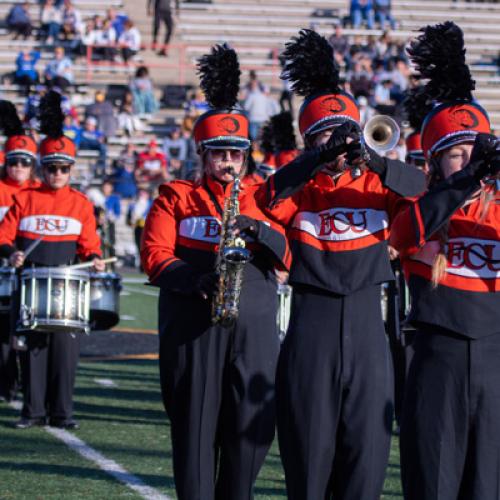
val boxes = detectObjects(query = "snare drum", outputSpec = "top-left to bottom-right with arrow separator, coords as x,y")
89,272 -> 121,330
17,267 -> 90,333
0,267 -> 16,314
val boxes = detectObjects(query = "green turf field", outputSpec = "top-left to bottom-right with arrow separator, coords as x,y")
0,273 -> 403,499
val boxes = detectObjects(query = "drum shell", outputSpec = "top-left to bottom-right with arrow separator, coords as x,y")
17,267 -> 90,333
89,273 -> 121,330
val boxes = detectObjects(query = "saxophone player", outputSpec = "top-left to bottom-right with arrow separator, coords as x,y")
140,45 -> 291,500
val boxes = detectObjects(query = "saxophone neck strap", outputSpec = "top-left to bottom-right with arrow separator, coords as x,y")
203,179 -> 225,218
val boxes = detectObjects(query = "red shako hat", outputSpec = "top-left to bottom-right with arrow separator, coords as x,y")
0,100 -> 37,160
407,21 -> 491,159
193,44 -> 250,151
281,29 -> 360,139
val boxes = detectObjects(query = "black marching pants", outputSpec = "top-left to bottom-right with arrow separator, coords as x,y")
19,332 -> 80,420
401,328 -> 500,500
0,317 -> 18,401
158,277 -> 280,500
277,285 -> 394,500
153,9 -> 174,45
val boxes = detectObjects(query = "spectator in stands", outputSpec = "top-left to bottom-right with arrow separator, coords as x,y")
350,0 -> 375,29
242,70 -> 265,99
14,50 -> 40,91
373,76 -> 396,115
328,24 -> 349,65
374,0 -> 396,30
127,187 -> 152,270
60,0 -> 82,41
112,143 -> 138,199
102,179 -> 121,250
357,95 -> 375,126
118,20 -> 141,64
184,89 -> 209,115
6,2 -> 32,40
40,0 -> 63,45
44,45 -> 73,90
130,66 -> 158,115
135,139 -> 167,185
85,90 -> 118,138
148,0 -> 179,56
243,79 -> 274,141
78,116 -> 107,176
98,19 -> 118,61
106,8 -> 127,38
348,58 -> 373,98
117,90 -> 144,136
63,114 -> 80,143
163,126 -> 187,179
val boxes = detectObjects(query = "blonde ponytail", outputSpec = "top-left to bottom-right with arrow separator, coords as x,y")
431,222 -> 450,288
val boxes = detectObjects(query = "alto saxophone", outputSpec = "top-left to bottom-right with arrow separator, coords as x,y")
212,170 -> 252,326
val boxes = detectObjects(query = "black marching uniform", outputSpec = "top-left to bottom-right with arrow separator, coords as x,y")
258,29 -> 426,500
393,21 -> 500,500
141,44 -> 291,500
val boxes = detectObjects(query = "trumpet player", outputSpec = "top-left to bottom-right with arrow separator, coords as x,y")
391,22 -> 500,499
258,30 -> 426,500
140,45 -> 290,500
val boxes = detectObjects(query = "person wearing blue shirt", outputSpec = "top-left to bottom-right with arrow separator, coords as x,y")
6,3 -> 32,39
15,50 -> 40,92
77,117 -> 107,176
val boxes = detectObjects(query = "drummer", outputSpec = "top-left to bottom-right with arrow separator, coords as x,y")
0,101 -> 39,403
0,91 -> 105,429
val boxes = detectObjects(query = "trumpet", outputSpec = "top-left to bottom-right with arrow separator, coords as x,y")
363,115 -> 400,153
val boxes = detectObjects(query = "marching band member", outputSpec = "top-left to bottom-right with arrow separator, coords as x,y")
271,111 -> 299,168
390,22 -> 500,499
0,101 -> 39,402
141,45 -> 290,500
258,30 -> 426,499
0,91 -> 104,429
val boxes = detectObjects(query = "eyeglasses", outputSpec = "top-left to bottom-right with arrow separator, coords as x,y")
6,157 -> 33,168
210,149 -> 245,163
45,164 -> 71,174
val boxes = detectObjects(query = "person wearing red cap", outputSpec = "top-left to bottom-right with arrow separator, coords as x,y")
257,30 -> 426,499
0,101 -> 39,403
389,22 -> 500,499
141,45 -> 291,499
135,138 -> 168,186
0,91 -> 105,429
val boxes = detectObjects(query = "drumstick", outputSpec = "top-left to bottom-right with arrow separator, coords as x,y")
65,257 -> 118,270
23,236 -> 44,259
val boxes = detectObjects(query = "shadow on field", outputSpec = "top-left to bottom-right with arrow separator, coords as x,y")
78,361 -> 159,384
74,400 -> 165,422
254,486 -> 287,497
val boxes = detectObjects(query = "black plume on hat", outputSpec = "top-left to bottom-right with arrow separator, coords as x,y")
403,86 -> 433,131
39,90 -> 64,138
259,120 -> 275,154
271,112 -> 297,151
281,29 -> 340,97
407,21 -> 475,103
0,100 -> 25,137
197,43 -> 241,109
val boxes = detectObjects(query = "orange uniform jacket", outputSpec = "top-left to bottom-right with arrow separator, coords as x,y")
0,177 -> 40,222
0,184 -> 102,266
141,176 -> 291,292
390,169 -> 500,338
260,164 -> 424,296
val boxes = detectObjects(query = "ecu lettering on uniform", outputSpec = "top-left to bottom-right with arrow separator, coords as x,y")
19,215 -> 82,236
292,207 -> 389,243
141,178 -> 291,291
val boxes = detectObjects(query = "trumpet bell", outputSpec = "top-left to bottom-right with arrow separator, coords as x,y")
363,115 -> 400,153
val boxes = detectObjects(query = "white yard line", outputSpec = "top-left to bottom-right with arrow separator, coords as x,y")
9,401 -> 172,500
93,378 -> 117,388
